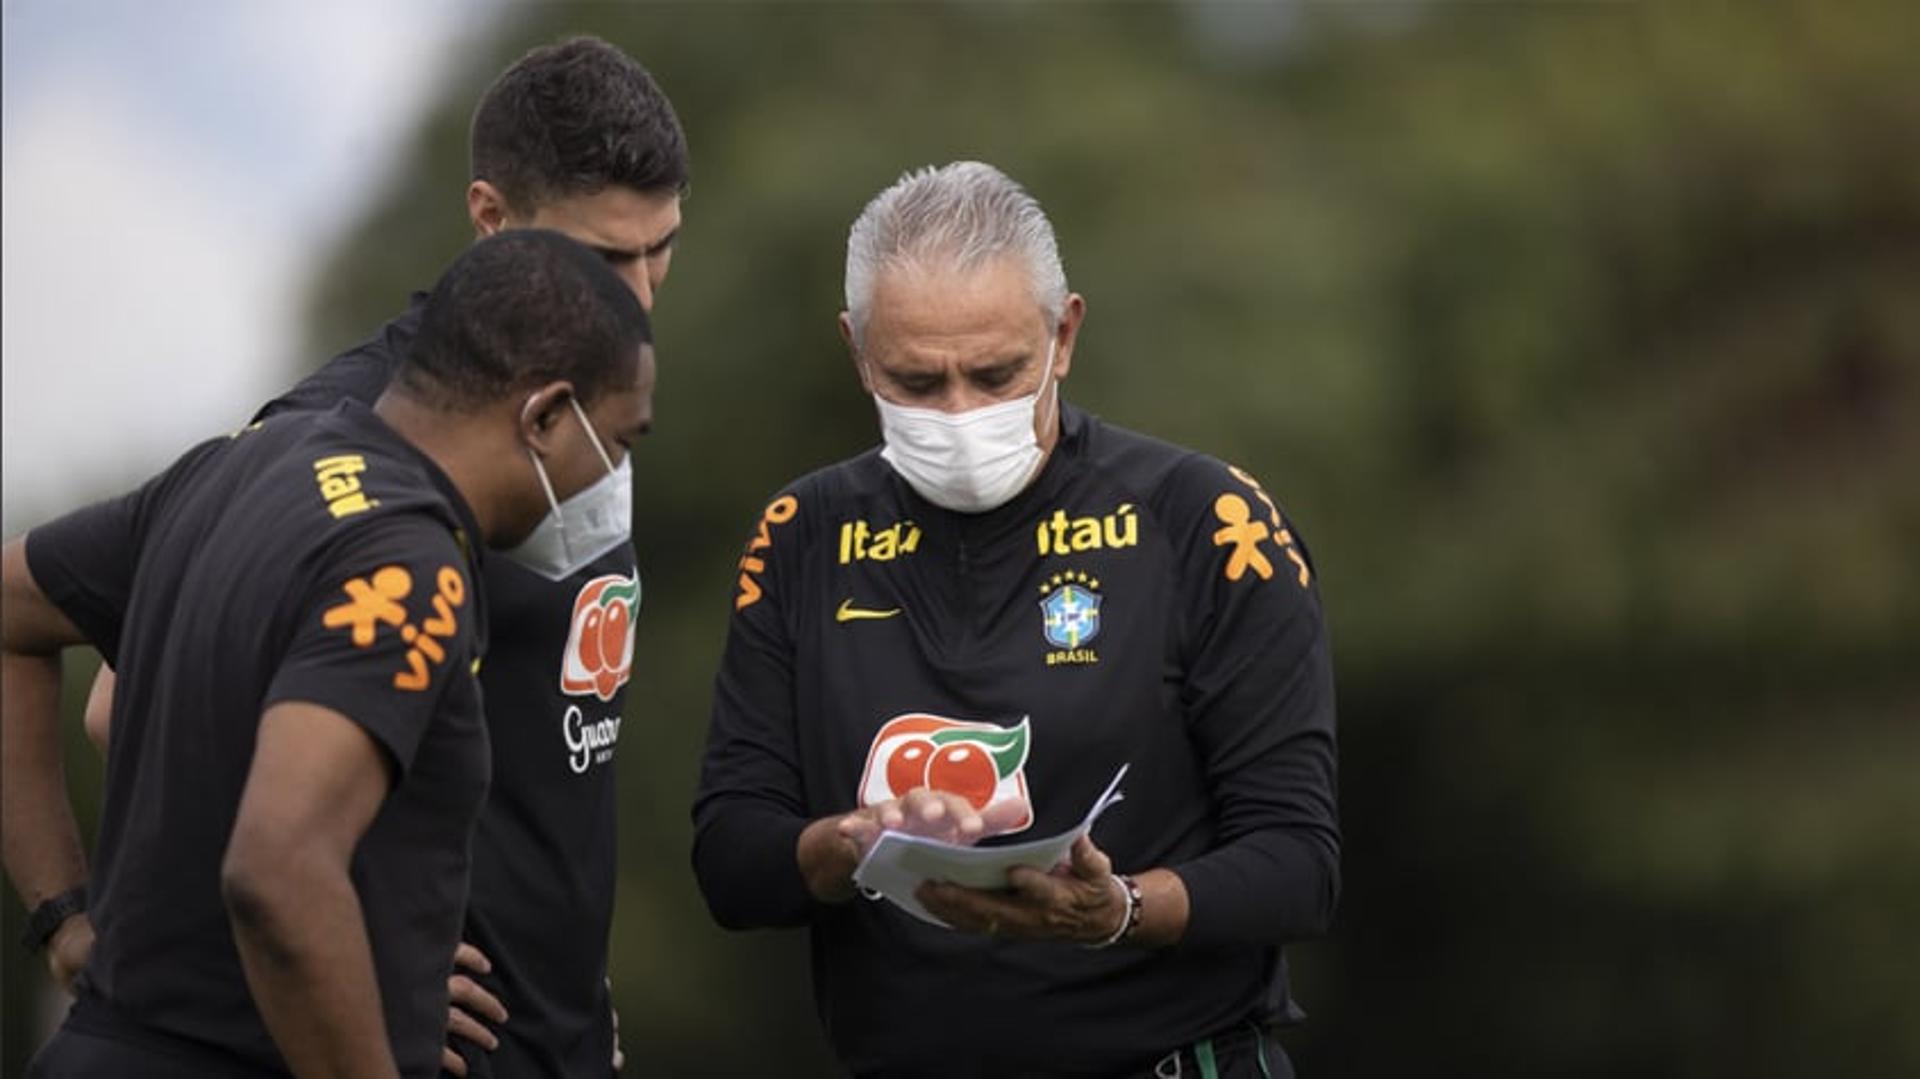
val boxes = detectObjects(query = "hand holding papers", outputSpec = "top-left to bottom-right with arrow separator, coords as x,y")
852,764 -> 1130,927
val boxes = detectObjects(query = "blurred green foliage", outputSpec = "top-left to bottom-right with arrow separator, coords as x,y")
8,1 -> 1916,1075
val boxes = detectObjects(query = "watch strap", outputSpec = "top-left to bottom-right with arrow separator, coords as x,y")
21,885 -> 87,953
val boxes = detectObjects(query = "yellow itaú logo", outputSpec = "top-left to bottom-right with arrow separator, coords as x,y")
835,599 -> 901,623
313,454 -> 379,519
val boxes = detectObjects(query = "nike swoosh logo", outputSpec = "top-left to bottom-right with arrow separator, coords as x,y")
836,599 -> 902,623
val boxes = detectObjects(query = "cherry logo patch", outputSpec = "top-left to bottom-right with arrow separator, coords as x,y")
856,713 -> 1033,835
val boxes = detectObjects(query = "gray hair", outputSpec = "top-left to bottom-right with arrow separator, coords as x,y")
844,161 -> 1068,347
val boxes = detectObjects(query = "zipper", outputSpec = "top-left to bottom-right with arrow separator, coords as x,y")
956,535 -> 972,618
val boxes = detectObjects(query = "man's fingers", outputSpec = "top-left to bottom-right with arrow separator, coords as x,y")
898,788 -> 952,830
838,813 -> 881,853
447,1005 -> 501,1050
443,1046 -> 469,1077
861,791 -> 1018,846
453,941 -> 492,975
981,796 -> 1029,835
610,986 -> 626,1071
1006,864 -> 1059,903
1068,834 -> 1113,880
449,974 -> 509,1023
917,880 -> 1004,935
46,916 -> 95,996
835,813 -> 867,838
46,955 -> 77,996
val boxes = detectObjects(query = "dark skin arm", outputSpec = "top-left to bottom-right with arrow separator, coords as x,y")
82,665 -> 113,753
223,701 -> 403,1079
0,538 -> 95,990
87,598 -> 505,1077
86,657 -> 509,1077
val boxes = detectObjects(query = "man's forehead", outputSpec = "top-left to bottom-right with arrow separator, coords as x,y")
614,342 -> 657,390
536,188 -> 681,248
864,260 -> 1049,363
592,348 -> 654,425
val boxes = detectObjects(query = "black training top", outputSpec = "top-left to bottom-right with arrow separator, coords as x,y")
692,404 -> 1340,1077
259,296 -> 634,1077
27,401 -> 488,1077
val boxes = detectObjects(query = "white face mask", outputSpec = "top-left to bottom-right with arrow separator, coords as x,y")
504,397 -> 633,581
872,338 -> 1059,514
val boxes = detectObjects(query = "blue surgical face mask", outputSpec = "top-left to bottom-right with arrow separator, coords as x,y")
504,397 -> 632,581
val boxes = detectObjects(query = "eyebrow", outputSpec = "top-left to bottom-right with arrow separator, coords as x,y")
644,228 -> 679,256
587,229 -> 678,264
973,355 -> 1029,379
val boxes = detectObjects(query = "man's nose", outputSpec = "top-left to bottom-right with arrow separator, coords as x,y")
620,263 -> 655,311
936,386 -> 1002,415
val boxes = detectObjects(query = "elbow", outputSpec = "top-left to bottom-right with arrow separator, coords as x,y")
1296,835 -> 1341,940
83,709 -> 110,755
690,837 -> 767,932
701,894 -> 760,933
1306,859 -> 1341,939
219,845 -> 273,931
690,822 -> 814,932
82,681 -> 112,753
689,787 -> 823,930
220,839 -> 300,965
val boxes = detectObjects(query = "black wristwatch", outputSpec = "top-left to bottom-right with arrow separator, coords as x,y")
21,885 -> 87,953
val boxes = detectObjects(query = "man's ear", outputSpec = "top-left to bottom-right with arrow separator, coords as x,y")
518,381 -> 575,455
1052,293 -> 1086,383
468,180 -> 513,238
839,312 -> 872,393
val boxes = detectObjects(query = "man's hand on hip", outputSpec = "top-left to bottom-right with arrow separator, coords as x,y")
441,941 -> 507,1077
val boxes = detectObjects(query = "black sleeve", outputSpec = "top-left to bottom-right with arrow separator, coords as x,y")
691,490 -> 816,929
1158,455 -> 1340,950
23,438 -> 226,665
263,516 -> 477,776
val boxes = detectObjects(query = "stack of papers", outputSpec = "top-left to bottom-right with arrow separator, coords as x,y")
852,764 -> 1130,927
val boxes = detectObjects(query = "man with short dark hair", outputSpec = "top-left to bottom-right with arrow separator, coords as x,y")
66,36 -> 688,1076
3,229 -> 655,1077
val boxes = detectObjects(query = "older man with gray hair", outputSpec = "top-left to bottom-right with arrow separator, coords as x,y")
693,161 -> 1338,1077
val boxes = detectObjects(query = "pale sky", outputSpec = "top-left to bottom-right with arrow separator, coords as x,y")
2,0 -> 503,535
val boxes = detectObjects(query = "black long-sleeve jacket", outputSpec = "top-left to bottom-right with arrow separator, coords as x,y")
693,404 -> 1338,1076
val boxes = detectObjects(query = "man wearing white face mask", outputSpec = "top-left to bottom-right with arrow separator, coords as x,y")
4,230 -> 654,1077
694,161 -> 1340,1078
507,394 -> 635,583
67,38 -> 682,1077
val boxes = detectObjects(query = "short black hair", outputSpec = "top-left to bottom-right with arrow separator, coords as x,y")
398,230 -> 651,411
470,35 -> 690,214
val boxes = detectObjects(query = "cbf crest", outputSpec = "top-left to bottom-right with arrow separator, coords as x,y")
1038,569 -> 1102,666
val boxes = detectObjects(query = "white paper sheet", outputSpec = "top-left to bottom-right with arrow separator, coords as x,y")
851,764 -> 1130,927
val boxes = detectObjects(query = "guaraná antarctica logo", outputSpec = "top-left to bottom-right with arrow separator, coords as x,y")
560,572 -> 640,701
559,572 -> 639,775
858,713 -> 1034,835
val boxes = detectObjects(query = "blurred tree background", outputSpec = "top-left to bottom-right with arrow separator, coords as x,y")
7,1 -> 1916,1075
